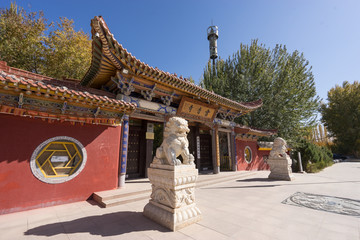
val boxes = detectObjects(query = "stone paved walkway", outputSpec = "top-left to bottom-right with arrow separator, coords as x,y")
1,162 -> 359,240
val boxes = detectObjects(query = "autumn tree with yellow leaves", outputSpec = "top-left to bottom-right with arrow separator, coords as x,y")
0,3 -> 91,79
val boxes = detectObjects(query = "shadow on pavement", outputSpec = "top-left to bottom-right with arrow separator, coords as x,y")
236,178 -> 279,182
205,184 -> 281,189
202,178 -> 360,189
125,180 -> 150,184
25,211 -> 169,237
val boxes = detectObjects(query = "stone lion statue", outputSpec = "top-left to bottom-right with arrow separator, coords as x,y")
153,117 -> 195,166
269,137 -> 288,158
268,137 -> 293,180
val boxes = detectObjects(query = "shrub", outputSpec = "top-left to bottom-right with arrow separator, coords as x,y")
292,139 -> 333,173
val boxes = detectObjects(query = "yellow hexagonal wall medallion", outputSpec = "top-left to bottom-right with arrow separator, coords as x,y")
244,146 -> 252,163
30,136 -> 87,184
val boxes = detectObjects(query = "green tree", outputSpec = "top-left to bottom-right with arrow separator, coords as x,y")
201,40 -> 320,144
320,81 -> 360,157
0,2 -> 47,73
187,76 -> 195,83
0,3 -> 91,79
43,17 -> 91,79
291,138 -> 333,173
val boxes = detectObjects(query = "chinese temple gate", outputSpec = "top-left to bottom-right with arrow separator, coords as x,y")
0,16 -> 276,214
81,16 -> 275,184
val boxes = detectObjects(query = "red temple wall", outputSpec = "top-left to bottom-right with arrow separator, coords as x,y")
236,140 -> 270,171
0,114 -> 121,214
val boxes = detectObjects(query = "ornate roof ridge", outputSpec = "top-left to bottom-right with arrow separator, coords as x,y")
249,126 -> 278,133
0,67 -> 136,113
235,124 -> 277,136
0,61 -> 52,81
82,16 -> 263,112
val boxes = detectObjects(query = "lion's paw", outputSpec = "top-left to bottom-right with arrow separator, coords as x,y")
174,159 -> 182,165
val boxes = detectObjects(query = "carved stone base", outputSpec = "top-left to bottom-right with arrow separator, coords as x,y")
267,156 -> 294,181
143,164 -> 202,231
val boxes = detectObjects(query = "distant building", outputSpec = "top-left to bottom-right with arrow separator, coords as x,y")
0,16 -> 276,214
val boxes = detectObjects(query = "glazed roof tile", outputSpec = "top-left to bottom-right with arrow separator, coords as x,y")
235,125 -> 277,136
81,16 -> 263,113
0,62 -> 136,113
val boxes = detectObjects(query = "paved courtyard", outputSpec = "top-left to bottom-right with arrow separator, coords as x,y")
1,162 -> 359,240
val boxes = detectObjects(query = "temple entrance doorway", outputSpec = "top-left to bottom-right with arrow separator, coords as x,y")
219,131 -> 231,171
126,119 -> 145,178
199,129 -> 213,171
152,122 -> 164,159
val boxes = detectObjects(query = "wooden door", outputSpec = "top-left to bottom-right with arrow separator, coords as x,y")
127,126 -> 141,177
199,133 -> 213,171
219,132 -> 231,171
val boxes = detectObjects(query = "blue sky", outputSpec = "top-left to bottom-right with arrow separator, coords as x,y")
1,0 -> 359,102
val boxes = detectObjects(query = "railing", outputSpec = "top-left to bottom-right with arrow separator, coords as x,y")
220,155 -> 232,171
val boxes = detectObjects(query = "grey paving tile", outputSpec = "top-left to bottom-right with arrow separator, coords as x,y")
27,213 -> 60,229
25,233 -> 70,240
231,227 -> 273,240
25,222 -> 67,239
143,229 -> 192,240
178,222 -> 208,236
2,228 -> 28,240
315,228 -> 358,240
1,163 -> 360,240
183,227 -> 230,240
319,220 -> 359,238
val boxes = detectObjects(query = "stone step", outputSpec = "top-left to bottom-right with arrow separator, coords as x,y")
93,171 -> 258,208
101,192 -> 151,208
196,172 -> 257,188
93,188 -> 151,203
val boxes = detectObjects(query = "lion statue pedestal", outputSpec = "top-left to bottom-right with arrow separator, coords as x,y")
143,117 -> 201,231
267,137 -> 294,181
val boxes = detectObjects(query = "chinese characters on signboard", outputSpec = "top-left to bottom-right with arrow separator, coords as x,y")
177,97 -> 217,122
